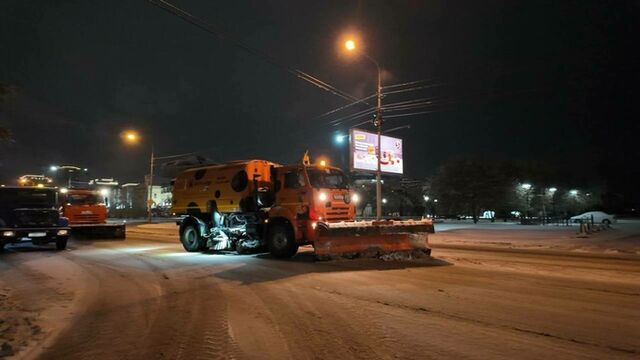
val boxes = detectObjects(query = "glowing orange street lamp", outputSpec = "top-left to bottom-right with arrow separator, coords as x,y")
122,130 -> 140,144
342,35 -> 384,219
345,39 -> 356,51
121,130 -> 154,223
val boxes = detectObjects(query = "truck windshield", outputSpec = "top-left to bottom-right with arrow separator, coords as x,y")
0,188 -> 56,208
307,168 -> 349,189
66,194 -> 102,205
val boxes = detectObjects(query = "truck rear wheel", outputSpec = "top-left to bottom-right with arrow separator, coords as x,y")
56,237 -> 68,250
181,225 -> 205,252
268,224 -> 298,258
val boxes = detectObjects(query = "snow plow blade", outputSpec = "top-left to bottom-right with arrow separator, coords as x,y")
314,219 -> 434,260
70,224 -> 126,239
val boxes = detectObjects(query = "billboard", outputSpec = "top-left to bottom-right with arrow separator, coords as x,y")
349,128 -> 403,175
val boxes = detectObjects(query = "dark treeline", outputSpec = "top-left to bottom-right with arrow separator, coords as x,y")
357,156 -> 626,221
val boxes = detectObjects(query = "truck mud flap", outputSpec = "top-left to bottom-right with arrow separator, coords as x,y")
313,220 -> 434,260
70,224 -> 126,239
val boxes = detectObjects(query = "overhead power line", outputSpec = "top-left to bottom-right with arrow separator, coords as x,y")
146,0 -> 369,105
312,93 -> 377,120
382,78 -> 435,90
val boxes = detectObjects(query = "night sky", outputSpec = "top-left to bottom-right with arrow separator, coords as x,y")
1,1 -> 638,202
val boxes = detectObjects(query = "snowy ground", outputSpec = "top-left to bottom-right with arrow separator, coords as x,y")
431,219 -> 640,255
1,221 -> 639,359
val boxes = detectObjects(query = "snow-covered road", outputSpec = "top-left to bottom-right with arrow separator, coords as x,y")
1,223 -> 639,359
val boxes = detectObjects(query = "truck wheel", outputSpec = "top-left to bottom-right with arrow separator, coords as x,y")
181,225 -> 205,252
268,224 -> 298,258
56,237 -> 68,250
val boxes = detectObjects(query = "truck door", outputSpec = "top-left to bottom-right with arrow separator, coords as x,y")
277,168 -> 308,238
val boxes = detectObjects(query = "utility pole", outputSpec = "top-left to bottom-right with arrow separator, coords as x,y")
374,64 -> 383,220
148,145 -> 154,223
343,39 -> 384,219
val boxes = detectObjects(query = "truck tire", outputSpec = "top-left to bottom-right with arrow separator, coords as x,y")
181,224 -> 205,252
268,224 -> 298,258
56,237 -> 68,250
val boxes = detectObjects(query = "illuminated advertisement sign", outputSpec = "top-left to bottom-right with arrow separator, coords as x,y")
349,128 -> 403,175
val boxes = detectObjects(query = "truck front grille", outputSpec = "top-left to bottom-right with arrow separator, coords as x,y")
14,209 -> 58,227
73,214 -> 100,223
326,205 -> 350,221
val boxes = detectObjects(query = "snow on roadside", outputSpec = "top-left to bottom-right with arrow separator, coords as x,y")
0,255 -> 93,359
0,287 -> 43,358
430,224 -> 640,256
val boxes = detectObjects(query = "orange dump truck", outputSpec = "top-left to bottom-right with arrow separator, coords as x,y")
59,188 -> 125,239
172,155 -> 433,259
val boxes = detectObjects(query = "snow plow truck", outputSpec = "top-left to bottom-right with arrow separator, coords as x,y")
172,155 -> 433,259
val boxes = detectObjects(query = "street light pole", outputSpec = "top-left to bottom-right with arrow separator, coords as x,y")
344,39 -> 384,219
148,145 -> 154,223
374,58 -> 383,220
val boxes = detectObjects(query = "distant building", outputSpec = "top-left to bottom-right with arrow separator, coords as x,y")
89,178 -> 119,187
110,183 -> 172,218
18,174 -> 53,187
50,165 -> 90,187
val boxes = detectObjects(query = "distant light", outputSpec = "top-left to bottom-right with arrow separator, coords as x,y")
521,183 -> 532,190
434,199 -> 439,203
318,192 -> 327,201
50,165 -> 58,171
570,189 -> 578,196
382,198 -> 388,204
352,193 -> 360,204
60,188 -> 68,194
83,168 -> 88,172
100,188 -> 110,197
36,184 -> 44,188
548,187 -> 557,193
334,134 -> 346,144
319,160 -> 327,167
423,195 -> 429,202
345,39 -> 356,51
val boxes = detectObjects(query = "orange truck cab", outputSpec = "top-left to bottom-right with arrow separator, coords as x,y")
270,163 -> 357,244
58,189 -> 126,239
60,189 -> 108,225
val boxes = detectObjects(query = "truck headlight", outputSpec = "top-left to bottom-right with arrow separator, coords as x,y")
2,231 -> 15,237
352,193 -> 360,204
318,192 -> 327,201
57,229 -> 68,236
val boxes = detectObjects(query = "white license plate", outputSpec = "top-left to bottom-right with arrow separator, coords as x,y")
28,232 -> 47,237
